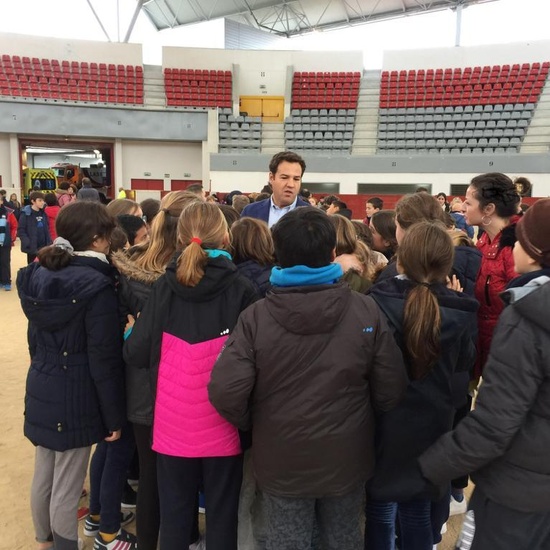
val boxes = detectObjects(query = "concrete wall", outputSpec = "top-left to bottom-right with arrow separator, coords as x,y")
384,40 -> 550,70
120,140 -> 202,188
0,32 -> 142,64
210,153 -> 550,197
162,47 -> 363,97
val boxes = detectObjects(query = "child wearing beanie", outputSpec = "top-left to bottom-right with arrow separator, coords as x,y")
507,198 -> 550,287
389,198 -> 550,549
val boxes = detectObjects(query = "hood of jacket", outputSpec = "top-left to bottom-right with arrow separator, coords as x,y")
17,256 -> 115,331
111,249 -> 165,286
163,255 -> 242,302
503,275 -> 550,333
264,282 -> 351,335
369,277 -> 479,346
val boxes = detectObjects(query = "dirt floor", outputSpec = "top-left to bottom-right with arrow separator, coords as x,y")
2,242 -> 468,549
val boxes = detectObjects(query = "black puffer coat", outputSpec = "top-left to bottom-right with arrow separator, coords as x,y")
420,275 -> 550,513
17,256 -> 125,451
112,249 -> 163,426
367,277 -> 478,501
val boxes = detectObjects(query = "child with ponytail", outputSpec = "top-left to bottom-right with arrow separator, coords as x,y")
17,201 -> 126,550
365,221 -> 478,550
123,201 -> 258,550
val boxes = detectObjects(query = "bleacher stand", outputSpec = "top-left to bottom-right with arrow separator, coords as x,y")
0,54 -> 144,105
164,68 -> 232,108
377,62 -> 549,154
286,71 -> 361,154
218,108 -> 262,153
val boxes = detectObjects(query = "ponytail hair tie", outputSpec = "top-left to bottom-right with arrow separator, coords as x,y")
189,237 -> 202,245
417,281 -> 431,288
53,237 -> 74,254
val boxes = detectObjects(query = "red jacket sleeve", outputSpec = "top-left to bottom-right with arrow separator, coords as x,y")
9,212 -> 17,244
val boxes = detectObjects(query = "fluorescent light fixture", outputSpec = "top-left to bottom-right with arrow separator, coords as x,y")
26,147 -> 80,154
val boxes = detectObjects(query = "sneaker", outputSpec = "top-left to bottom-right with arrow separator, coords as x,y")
4,284 -> 11,291
189,536 -> 206,550
93,529 -> 137,550
440,522 -> 447,535
121,483 -> 137,509
450,494 -> 468,516
84,511 -> 135,537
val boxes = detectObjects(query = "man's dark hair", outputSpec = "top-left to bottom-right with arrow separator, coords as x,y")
272,207 -> 335,268
332,200 -> 347,210
269,151 -> 306,176
415,186 -> 429,193
260,184 -> 272,195
299,188 -> 311,199
256,192 -> 271,202
367,197 -> 383,210
30,191 -> 45,202
81,177 -> 92,187
117,214 -> 146,246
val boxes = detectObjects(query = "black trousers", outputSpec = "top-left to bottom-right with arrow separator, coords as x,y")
157,453 -> 243,550
0,244 -> 11,284
133,423 -> 161,550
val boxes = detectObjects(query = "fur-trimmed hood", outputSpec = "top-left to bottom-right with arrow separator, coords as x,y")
111,249 -> 165,286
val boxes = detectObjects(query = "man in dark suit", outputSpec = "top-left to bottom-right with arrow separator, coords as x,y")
241,151 -> 310,228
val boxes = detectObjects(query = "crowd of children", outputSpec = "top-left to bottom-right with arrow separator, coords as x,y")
10,152 -> 550,550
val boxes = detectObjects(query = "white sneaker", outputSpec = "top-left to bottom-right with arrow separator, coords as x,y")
189,536 -> 206,550
441,521 -> 447,534
450,494 -> 468,516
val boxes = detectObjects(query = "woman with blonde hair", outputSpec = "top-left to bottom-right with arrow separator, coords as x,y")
329,215 -> 375,292
111,190 -> 200,550
231,217 -> 275,297
124,201 -> 257,550
366,221 -> 478,550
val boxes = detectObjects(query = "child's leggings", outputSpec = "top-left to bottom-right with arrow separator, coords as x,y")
31,445 -> 91,550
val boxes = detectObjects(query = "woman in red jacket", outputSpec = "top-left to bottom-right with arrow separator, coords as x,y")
462,173 -> 521,380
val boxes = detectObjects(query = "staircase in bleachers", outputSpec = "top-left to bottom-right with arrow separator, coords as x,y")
164,69 -> 232,108
0,54 -> 144,105
377,62 -> 549,154
218,108 -> 262,153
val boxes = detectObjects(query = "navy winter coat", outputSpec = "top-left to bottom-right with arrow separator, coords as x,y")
17,256 -> 126,451
17,205 -> 52,255
367,277 -> 478,501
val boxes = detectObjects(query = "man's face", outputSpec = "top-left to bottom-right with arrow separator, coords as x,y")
366,202 -> 379,218
269,161 -> 302,207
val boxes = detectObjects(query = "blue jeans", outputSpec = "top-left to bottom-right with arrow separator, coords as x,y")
89,427 -> 136,534
365,499 -> 433,550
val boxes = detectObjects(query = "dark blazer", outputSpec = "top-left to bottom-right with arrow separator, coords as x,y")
240,197 -> 310,224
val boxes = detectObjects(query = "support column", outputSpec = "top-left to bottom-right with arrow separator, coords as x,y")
114,139 -> 123,190
9,134 -> 20,191
455,3 -> 463,47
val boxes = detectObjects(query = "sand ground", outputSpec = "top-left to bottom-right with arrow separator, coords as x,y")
1,241 -> 468,549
